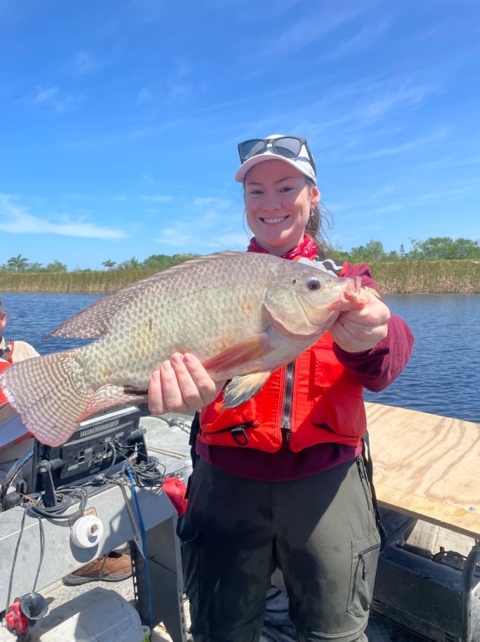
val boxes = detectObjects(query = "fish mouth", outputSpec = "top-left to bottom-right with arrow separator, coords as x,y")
260,216 -> 289,225
297,297 -> 334,335
344,276 -> 363,302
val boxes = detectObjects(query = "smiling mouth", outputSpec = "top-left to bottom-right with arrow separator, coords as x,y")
260,216 -> 288,225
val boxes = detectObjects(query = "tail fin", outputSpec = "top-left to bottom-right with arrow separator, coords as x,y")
0,352 -> 92,446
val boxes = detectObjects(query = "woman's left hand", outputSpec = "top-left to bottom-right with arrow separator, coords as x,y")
329,289 -> 391,353
147,353 -> 225,416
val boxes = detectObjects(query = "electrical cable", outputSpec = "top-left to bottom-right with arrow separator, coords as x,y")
2,435 -> 164,628
126,465 -> 153,630
3,482 -> 85,620
28,487 -> 88,521
165,416 -> 193,434
32,516 -> 46,592
4,507 -> 27,615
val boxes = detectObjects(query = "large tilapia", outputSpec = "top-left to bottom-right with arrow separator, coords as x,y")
0,252 -> 366,446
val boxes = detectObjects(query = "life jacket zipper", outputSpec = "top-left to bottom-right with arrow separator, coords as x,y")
281,362 -> 295,441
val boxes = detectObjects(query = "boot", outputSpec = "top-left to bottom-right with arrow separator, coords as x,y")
62,551 -> 132,586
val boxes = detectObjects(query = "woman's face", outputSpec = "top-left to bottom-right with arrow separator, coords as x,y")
244,159 -> 320,256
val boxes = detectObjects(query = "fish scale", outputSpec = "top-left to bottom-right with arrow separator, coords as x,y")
0,252 -> 365,446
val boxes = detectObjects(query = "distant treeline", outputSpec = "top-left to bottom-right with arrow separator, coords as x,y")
0,238 -> 479,295
2,237 -> 480,276
0,260 -> 478,295
333,237 -> 480,263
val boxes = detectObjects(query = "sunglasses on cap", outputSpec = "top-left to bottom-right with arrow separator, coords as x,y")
237,136 -> 317,176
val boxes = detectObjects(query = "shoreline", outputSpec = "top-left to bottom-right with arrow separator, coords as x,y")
0,260 -> 479,295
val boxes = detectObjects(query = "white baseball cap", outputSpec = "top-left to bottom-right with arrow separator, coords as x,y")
234,134 -> 317,184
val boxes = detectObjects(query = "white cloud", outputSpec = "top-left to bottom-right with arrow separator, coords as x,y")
137,86 -> 153,104
360,83 -> 437,121
64,193 -> 89,200
33,87 -> 58,104
154,226 -> 248,251
348,130 -> 446,160
203,232 -> 250,249
420,154 -> 480,170
32,86 -> 83,113
67,51 -> 99,76
257,5 -> 374,58
371,204 -> 405,215
193,197 -> 232,209
140,195 -> 173,203
58,119 -> 184,150
0,194 -> 127,240
327,18 -> 392,60
153,202 -> 245,251
167,58 -> 205,104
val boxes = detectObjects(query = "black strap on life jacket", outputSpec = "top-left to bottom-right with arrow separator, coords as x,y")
184,412 -> 201,500
189,412 -> 200,470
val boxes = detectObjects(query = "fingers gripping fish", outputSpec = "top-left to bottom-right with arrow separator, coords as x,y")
0,252 -> 366,446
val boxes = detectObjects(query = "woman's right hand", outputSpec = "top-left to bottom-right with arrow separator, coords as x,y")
148,353 -> 225,416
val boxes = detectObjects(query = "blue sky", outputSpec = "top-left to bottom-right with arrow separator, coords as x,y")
1,0 -> 479,270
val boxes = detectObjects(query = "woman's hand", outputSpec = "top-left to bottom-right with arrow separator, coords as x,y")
148,353 -> 225,415
329,289 -> 391,353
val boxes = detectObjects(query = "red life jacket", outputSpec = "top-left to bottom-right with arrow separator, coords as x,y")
198,256 -> 367,453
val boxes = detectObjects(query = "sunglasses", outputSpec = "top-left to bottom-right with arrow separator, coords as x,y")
237,136 -> 316,176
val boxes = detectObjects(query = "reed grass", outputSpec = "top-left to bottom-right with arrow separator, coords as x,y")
0,269 -> 157,294
370,260 -> 480,294
0,261 -> 478,295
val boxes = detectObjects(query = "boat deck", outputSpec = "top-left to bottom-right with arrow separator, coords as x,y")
3,406 -> 477,641
35,412 -> 426,642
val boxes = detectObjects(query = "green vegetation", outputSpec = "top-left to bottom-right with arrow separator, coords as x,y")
331,237 -> 480,263
0,252 -> 197,274
0,240 -> 479,295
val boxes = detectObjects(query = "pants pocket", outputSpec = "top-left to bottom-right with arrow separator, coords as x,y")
348,531 -> 381,617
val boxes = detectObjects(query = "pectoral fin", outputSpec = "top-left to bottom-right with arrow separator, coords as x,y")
223,371 -> 272,408
203,334 -> 270,375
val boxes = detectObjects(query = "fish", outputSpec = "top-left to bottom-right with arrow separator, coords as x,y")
0,252 -> 366,446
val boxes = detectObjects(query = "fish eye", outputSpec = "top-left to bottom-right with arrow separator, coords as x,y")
306,277 -> 322,291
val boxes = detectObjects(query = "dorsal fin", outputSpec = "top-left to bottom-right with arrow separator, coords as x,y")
47,252 -> 247,339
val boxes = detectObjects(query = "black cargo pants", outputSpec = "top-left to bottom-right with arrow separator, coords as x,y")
178,456 -> 381,642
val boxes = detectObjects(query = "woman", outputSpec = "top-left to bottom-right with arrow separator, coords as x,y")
148,135 -> 414,642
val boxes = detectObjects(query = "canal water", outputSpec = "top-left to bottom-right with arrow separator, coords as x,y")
2,292 -> 479,423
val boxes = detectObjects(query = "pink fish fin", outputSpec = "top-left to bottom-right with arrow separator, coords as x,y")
202,334 -> 270,375
83,385 -> 148,417
0,352 -> 92,447
223,371 -> 272,408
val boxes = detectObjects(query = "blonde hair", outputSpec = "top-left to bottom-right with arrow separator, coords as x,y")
305,179 -> 332,257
